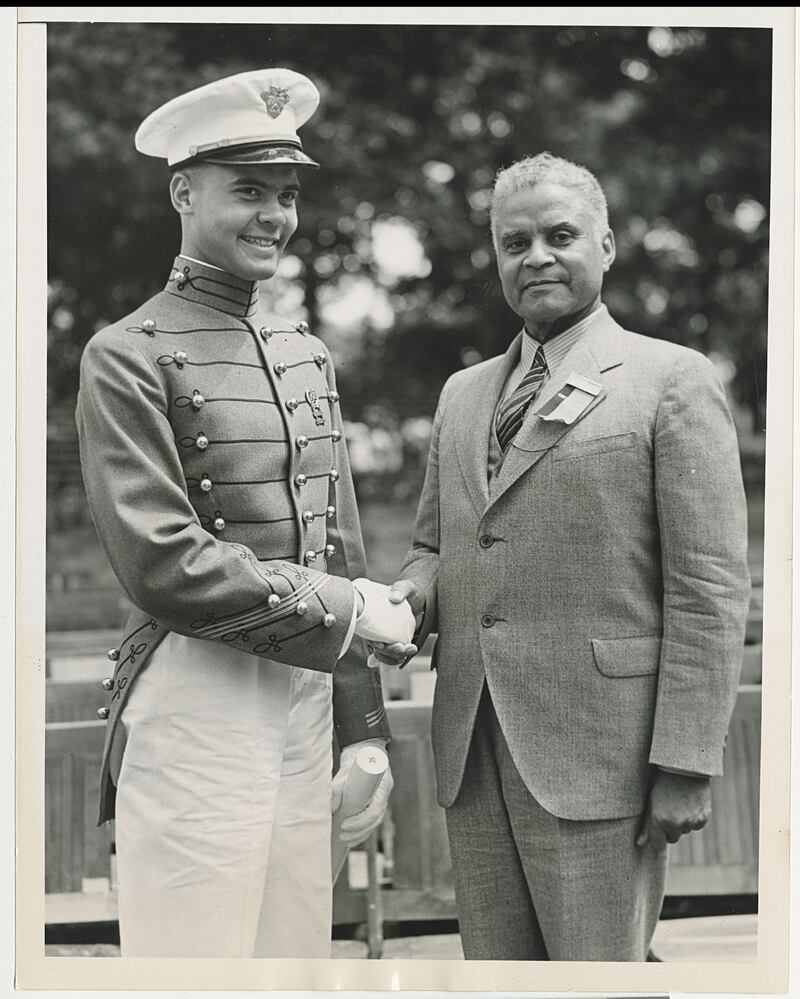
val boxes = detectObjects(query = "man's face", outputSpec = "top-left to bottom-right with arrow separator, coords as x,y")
175,163 -> 300,281
493,182 -> 615,329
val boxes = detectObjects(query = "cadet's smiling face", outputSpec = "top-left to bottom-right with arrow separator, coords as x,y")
493,182 -> 615,336
171,163 -> 300,281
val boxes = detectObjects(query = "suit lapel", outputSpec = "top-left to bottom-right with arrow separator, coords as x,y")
453,333 -> 523,517
488,311 -> 626,509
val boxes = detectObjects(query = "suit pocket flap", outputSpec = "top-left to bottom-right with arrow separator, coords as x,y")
591,635 -> 661,677
553,431 -> 637,461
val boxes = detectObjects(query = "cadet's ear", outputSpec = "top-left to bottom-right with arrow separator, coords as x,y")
169,171 -> 194,215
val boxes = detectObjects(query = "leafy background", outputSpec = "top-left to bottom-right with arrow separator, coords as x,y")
46,21 -> 770,628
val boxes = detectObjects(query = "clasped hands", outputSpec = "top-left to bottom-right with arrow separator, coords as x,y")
352,577 -> 426,668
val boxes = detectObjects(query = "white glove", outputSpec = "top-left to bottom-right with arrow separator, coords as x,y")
352,577 -> 415,645
331,741 -> 394,848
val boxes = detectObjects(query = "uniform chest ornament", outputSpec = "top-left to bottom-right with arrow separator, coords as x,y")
305,389 -> 326,427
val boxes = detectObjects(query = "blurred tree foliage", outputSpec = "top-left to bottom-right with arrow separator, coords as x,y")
48,22 -> 771,429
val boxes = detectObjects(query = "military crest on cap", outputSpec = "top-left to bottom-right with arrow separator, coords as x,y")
262,85 -> 291,119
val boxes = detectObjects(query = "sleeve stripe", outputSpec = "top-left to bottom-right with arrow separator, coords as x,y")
194,574 -> 334,639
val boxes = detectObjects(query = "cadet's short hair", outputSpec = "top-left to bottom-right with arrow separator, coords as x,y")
490,152 -> 609,244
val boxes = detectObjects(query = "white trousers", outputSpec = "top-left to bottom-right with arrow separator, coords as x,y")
113,632 -> 334,958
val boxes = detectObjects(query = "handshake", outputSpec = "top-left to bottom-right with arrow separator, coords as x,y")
351,577 -> 424,668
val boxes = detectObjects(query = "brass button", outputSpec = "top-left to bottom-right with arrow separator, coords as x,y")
101,678 -> 114,691
107,648 -> 120,662
274,361 -> 287,375
97,706 -> 110,720
296,601 -> 308,615
331,429 -> 342,443
328,391 -> 340,404
191,391 -> 205,410
329,469 -> 339,482
213,516 -> 226,532
260,326 -> 273,341
323,614 -> 336,628
196,433 -> 209,451
295,473 -> 307,487
296,320 -> 310,334
142,319 -> 156,333
304,550 -> 317,564
286,398 -> 300,413
200,476 -> 213,492
174,350 -> 188,365
325,544 -> 335,557
314,352 -> 327,367
326,505 -> 335,519
302,510 -> 315,525
296,435 -> 309,450
268,593 -> 281,609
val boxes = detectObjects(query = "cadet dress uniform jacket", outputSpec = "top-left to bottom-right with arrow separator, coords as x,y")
77,257 -> 390,825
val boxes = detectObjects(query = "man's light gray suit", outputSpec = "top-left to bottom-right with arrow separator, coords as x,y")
402,306 -> 751,955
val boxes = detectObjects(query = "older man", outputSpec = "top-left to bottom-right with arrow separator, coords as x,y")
76,68 -> 415,958
388,152 -> 751,961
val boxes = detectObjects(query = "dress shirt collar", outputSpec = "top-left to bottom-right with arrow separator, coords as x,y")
163,254 -> 259,318
521,303 -> 608,373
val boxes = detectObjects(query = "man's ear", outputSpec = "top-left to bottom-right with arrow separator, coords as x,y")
169,171 -> 194,215
601,229 -> 616,272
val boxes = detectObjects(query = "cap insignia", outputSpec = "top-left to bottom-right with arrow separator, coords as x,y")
262,86 -> 291,119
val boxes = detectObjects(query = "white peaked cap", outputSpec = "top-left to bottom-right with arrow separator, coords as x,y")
135,67 -> 320,169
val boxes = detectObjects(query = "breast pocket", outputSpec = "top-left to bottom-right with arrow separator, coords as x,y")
553,431 -> 637,461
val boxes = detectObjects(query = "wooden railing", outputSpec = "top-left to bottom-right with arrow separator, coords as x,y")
44,633 -> 761,929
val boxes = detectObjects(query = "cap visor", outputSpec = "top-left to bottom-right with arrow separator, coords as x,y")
200,144 -> 319,168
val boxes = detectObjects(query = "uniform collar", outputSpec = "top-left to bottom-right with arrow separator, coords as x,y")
164,254 -> 259,318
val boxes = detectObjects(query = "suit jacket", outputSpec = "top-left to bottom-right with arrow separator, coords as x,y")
76,257 -> 390,823
402,307 -> 751,820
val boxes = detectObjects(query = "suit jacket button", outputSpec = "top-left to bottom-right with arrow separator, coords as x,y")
97,706 -> 110,720
481,614 -> 496,628
479,534 -> 494,548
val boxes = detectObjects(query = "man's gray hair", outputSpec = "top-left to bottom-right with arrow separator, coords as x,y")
490,152 -> 610,242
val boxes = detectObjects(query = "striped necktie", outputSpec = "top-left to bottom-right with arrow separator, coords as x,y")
495,345 -> 548,452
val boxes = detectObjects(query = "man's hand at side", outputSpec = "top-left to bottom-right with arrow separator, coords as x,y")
635,769 -> 712,851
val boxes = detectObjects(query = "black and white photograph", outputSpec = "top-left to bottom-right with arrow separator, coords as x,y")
15,8 -> 793,994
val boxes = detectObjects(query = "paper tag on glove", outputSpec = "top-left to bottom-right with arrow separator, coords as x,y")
537,373 -> 602,425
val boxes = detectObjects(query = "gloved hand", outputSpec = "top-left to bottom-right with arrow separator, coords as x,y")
331,739 -> 394,848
